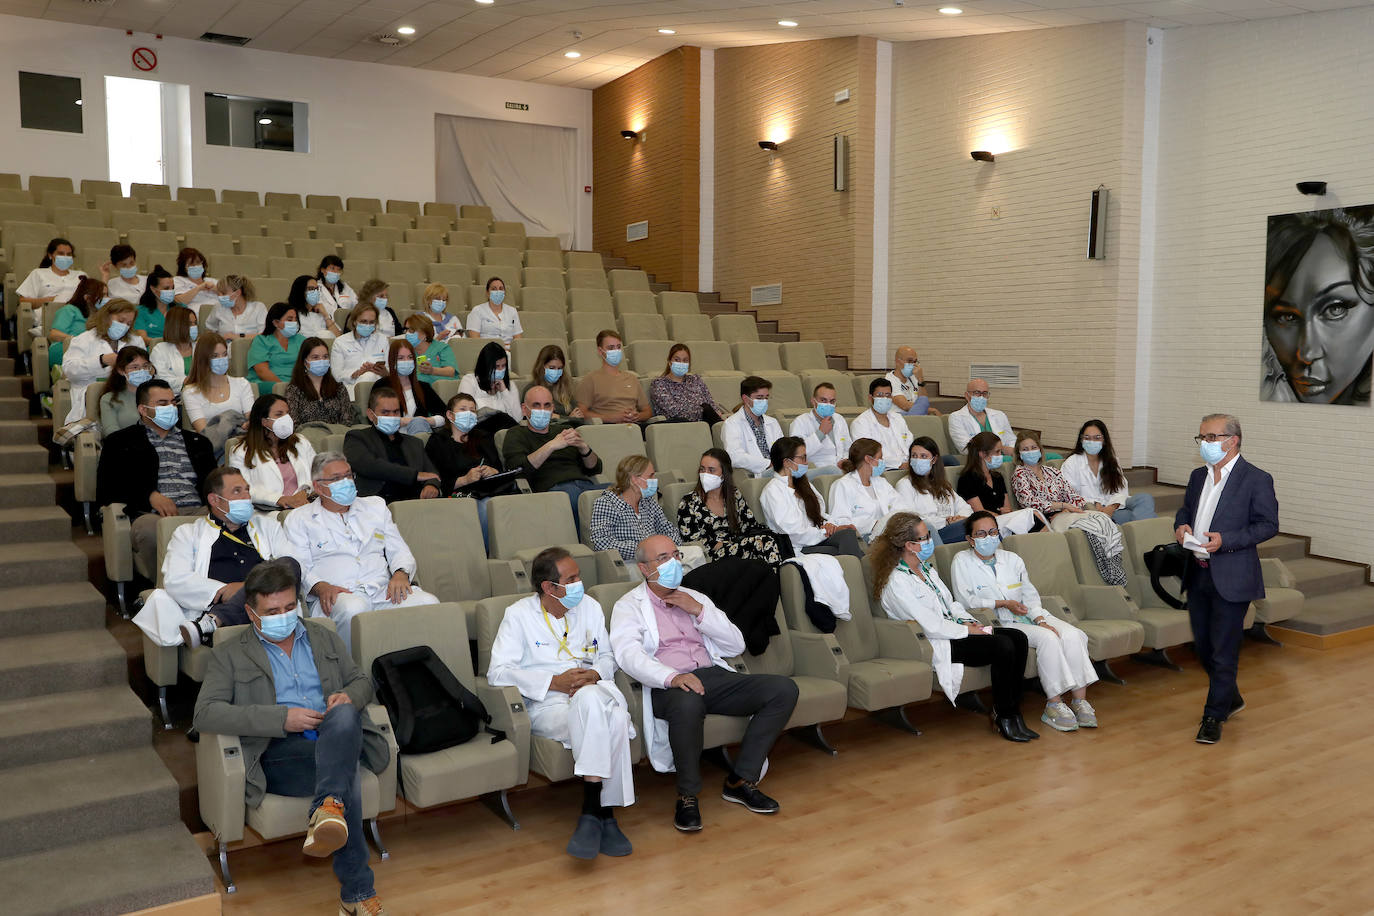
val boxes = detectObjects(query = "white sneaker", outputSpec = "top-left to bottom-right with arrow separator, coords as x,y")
1070,698 -> 1098,728
178,612 -> 217,647
1041,701 -> 1078,732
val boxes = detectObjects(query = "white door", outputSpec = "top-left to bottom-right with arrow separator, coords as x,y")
105,76 -> 165,194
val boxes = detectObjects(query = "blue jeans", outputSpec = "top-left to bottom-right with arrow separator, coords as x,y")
937,520 -> 967,544
899,396 -> 931,416
1112,492 -> 1156,524
260,704 -> 374,904
549,478 -> 608,529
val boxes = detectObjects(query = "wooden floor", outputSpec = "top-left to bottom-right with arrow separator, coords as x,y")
218,639 -> 1374,915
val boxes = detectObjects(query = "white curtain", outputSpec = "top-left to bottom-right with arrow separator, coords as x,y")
435,114 -> 577,247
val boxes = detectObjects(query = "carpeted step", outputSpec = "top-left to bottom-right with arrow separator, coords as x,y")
0,398 -> 28,420
1138,483 -> 1184,515
1259,534 -> 1307,561
0,473 -> 57,507
0,824 -> 213,916
0,630 -> 127,700
0,687 -> 152,770
0,540 -> 87,584
1273,589 -> 1374,636
0,505 -> 73,545
0,376 -> 21,397
1283,556 -> 1368,598
0,357 -> 15,375
0,746 -> 180,859
0,444 -> 49,474
0,420 -> 42,445
0,581 -> 105,638
1125,467 -> 1157,487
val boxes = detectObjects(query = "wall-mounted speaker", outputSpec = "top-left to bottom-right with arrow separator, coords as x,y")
1087,186 -> 1109,260
833,134 -> 849,192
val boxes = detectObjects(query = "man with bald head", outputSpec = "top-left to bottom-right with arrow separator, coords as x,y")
947,378 -> 1016,459
884,345 -> 939,417
609,534 -> 798,833
501,384 -> 605,526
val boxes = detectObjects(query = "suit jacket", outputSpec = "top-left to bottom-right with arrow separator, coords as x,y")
193,619 -> 389,808
343,425 -> 438,501
96,422 -> 216,515
1174,456 -> 1278,603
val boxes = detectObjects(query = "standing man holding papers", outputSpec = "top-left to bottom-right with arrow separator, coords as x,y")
1174,413 -> 1278,745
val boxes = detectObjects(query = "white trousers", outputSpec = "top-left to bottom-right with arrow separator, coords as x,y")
528,682 -> 636,808
308,586 -> 439,656
1004,617 -> 1097,699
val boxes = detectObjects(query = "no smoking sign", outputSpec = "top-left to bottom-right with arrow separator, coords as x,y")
132,47 -> 158,72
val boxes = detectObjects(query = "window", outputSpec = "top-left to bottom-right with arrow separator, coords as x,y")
18,71 -> 83,134
204,93 -> 309,152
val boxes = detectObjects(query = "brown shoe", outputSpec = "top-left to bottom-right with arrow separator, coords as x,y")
303,796 -> 348,857
338,896 -> 387,916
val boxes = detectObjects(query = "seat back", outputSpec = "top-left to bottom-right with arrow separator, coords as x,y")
387,199 -> 421,216
460,204 -> 493,222
1002,531 -> 1083,607
154,515 -> 201,587
614,291 -> 658,317
732,342 -> 781,373
627,340 -> 671,373
712,314 -> 759,343
607,269 -> 649,293
564,251 -> 602,270
565,268 -> 608,290
474,592 -> 545,676
780,554 -> 879,663
523,250 -> 562,270
424,202 -> 459,218
645,421 -> 712,483
569,312 -> 616,342
487,492 -> 579,559
577,423 -> 646,484
81,179 -> 122,200
800,371 -> 860,409
657,291 -> 700,316
1120,516 -> 1181,608
737,475 -> 768,519
390,498 -> 493,603
568,289 -> 613,313
352,601 -> 475,687
668,314 -> 712,341
680,340 -> 734,374
518,312 -> 567,340
905,414 -> 954,458
510,337 -> 568,378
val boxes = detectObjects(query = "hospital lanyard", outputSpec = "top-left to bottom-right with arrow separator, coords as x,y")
541,608 -> 579,660
900,560 -> 965,624
213,519 -> 255,550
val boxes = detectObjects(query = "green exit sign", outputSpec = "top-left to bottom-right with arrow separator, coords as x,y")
505,102 -> 529,111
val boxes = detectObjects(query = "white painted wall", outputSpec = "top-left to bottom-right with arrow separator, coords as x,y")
0,14 -> 592,244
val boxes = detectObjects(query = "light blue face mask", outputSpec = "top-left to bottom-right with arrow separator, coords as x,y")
1081,440 -> 1103,456
210,356 -> 230,375
108,319 -> 130,341
375,415 -> 402,435
374,296 -> 388,310
557,579 -> 584,609
815,402 -> 836,419
355,323 -> 375,338
544,367 -> 563,384
281,321 -> 299,338
324,270 -> 340,285
901,363 -> 917,378
308,358 -> 330,377
973,533 -> 1001,557
327,477 -> 357,506
1020,450 -> 1042,465
53,255 -> 74,271
489,289 -> 505,306
529,408 -> 552,430
604,348 -> 624,367
916,538 -> 935,562
217,295 -> 234,308
640,477 -> 658,498
127,368 -> 153,387
670,361 -> 689,378
429,299 -> 446,313
790,462 -> 809,479
404,331 -> 421,348
304,289 -> 321,306
157,288 -> 175,305
1200,438 -> 1228,465
491,367 -> 506,381
969,395 -> 988,413
986,455 -> 1004,470
149,404 -> 179,430
452,410 -> 478,433
255,609 -> 297,641
187,265 -> 205,280
912,457 -> 933,476
655,557 -> 684,590
872,458 -> 887,476
396,360 -> 415,377
873,396 -> 893,415
189,324 -> 199,342
750,397 -> 769,417
119,265 -> 138,280
223,497 -> 254,526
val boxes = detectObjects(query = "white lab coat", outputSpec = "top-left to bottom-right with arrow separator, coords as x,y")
722,408 -> 783,478
1059,453 -> 1131,506
319,281 -> 358,315
149,341 -> 190,395
298,309 -> 336,340
949,547 -> 1096,697
227,437 -> 317,510
488,594 -> 634,806
458,374 -> 521,421
827,471 -> 900,542
18,267 -> 85,305
132,513 -> 292,646
850,409 -> 914,468
609,583 -> 744,773
330,330 -> 389,392
879,562 -> 977,703
204,301 -> 267,338
893,477 -> 972,537
62,330 -> 145,424
946,404 -> 1016,453
760,476 -> 831,552
173,275 -> 219,310
788,410 -> 852,471
465,302 -> 523,346
182,376 -> 255,427
782,554 -> 851,620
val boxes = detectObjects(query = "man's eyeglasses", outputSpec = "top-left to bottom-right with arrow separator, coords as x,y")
649,551 -> 684,564
319,473 -> 356,484
1193,434 -> 1231,444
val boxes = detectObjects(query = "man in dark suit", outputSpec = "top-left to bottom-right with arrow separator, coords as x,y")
342,386 -> 441,502
1174,413 -> 1278,744
97,378 -> 216,580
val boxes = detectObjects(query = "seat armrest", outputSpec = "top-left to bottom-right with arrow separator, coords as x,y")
363,703 -> 400,814
1260,557 -> 1296,590
31,337 -> 50,394
195,731 -> 246,844
143,634 -> 179,688
486,558 -> 530,596
102,503 -> 133,584
1080,585 -> 1139,621
873,617 -> 930,661
723,654 -> 749,675
475,679 -> 531,785
789,631 -> 849,683
74,430 -> 99,502
593,548 -> 633,583
1040,594 -> 1081,625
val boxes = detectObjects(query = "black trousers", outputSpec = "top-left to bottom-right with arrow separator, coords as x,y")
651,666 -> 799,796
208,557 -> 303,630
1186,563 -> 1247,720
802,528 -> 865,559
949,628 -> 1029,718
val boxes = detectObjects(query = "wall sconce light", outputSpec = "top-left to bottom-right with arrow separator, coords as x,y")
1296,181 -> 1327,196
970,150 -> 995,162
621,130 -> 639,141
759,140 -> 779,151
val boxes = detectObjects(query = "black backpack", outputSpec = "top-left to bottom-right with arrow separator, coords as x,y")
371,646 -> 503,754
1143,542 -> 1191,610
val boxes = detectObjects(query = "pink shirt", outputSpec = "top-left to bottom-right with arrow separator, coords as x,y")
650,589 -> 712,685
278,458 -> 299,499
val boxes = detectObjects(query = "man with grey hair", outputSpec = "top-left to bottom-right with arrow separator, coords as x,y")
1174,413 -> 1278,745
282,452 -> 438,655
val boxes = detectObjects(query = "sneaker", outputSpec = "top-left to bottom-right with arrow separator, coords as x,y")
1229,693 -> 1245,718
566,814 -> 602,859
339,897 -> 387,916
303,796 -> 348,857
178,612 -> 216,648
599,816 -> 633,856
721,778 -> 780,814
674,795 -> 702,832
1040,701 -> 1078,732
1070,698 -> 1098,728
1195,715 -> 1223,744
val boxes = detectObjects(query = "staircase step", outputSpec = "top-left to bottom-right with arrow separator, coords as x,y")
0,687 -> 152,769
0,540 -> 87,584
0,357 -> 14,375
0,398 -> 28,420
0,420 -> 43,445
1275,588 -> 1374,636
0,473 -> 56,507
0,581 -> 106,638
1138,483 -> 1185,515
0,824 -> 213,916
1283,556 -> 1368,598
0,376 -> 20,397
1125,467 -> 1157,487
0,444 -> 49,473
0,747 -> 180,860
0,629 -> 127,699
1259,534 -> 1307,562
0,505 -> 73,545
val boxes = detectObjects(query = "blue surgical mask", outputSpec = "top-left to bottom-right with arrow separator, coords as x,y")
255,609 -> 297,641
872,458 -> 887,476
308,358 -> 330,377
210,356 -> 230,376
127,368 -> 153,387
986,455 -> 1004,470
429,299 -> 446,313
544,367 -> 563,384
355,323 -> 375,338
218,295 -> 234,308
790,462 -> 809,479
557,579 -> 584,609
604,348 -> 623,367
281,321 -> 299,338
304,289 -> 321,306
970,395 -> 988,413
452,410 -> 478,433
873,396 -> 892,415
223,497 -> 254,525
815,403 -> 836,419
375,415 -> 402,435
913,457 -> 933,476
374,296 -> 388,309
655,557 -> 684,590
1081,440 -> 1103,456
396,360 -> 415,377
119,265 -> 138,280
1020,450 -> 1042,465
53,255 -> 74,271
974,533 -> 1001,557
489,289 -> 505,306
324,270 -> 340,285
491,367 -> 506,381
158,288 -> 175,305
670,361 -> 689,378
917,538 -> 935,562
640,477 -> 658,497
529,408 -> 552,430
901,363 -> 916,378
187,265 -> 205,280
404,331 -> 421,348
327,477 -> 357,506
750,397 -> 769,417
1200,438 -> 1227,465
96,297 -> 110,309
108,319 -> 130,341
189,324 -> 199,342
150,404 -> 179,430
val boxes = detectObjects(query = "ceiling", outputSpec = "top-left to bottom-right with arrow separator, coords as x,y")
6,0 -> 1369,88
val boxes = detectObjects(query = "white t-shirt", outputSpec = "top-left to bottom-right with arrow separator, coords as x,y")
465,302 -> 523,346
17,267 -> 85,303
106,275 -> 147,303
182,376 -> 256,425
205,301 -> 268,338
173,275 -> 219,310
458,373 -> 522,421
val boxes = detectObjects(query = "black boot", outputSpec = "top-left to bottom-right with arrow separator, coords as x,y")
1012,713 -> 1040,740
993,714 -> 1030,742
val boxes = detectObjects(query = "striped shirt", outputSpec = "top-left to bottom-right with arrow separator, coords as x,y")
145,425 -> 201,508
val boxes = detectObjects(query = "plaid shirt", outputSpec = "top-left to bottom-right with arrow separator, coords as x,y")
588,489 -> 681,562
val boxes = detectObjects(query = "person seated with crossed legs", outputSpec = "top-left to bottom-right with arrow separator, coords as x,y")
487,547 -> 635,859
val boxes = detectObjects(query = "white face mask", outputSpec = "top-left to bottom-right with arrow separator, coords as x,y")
699,472 -> 723,493
270,414 -> 294,440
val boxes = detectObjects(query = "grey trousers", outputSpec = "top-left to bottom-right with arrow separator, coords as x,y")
651,666 -> 799,796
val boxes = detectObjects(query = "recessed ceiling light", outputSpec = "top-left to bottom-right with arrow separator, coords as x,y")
658,28 -> 676,34
564,50 -> 582,58
778,19 -> 798,27
938,6 -> 962,13
396,25 -> 416,34
258,117 -> 272,124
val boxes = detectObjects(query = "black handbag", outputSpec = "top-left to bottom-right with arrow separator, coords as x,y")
1142,542 -> 1191,609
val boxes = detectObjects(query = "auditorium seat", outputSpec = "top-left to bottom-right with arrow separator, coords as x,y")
424,202 -> 458,218
620,314 -> 667,342
446,337 -> 489,372
330,211 -> 371,231
165,214 -> 212,238
264,219 -> 299,239
564,251 -> 603,270
702,374 -> 745,410
263,192 -> 302,209
509,337 -> 567,376
386,199 -> 420,216
29,175 -> 73,195
54,207 -> 106,230
95,194 -> 141,215
221,189 -> 261,207
712,314 -> 759,343
520,286 -> 566,314
131,183 -> 171,201
41,190 -> 87,215
344,240 -> 388,263
608,269 -> 649,293
183,233 -> 234,257
254,276 -> 292,305
389,242 -> 433,265
905,414 -> 955,457
491,220 -> 525,237
376,260 -> 425,286
645,421 -> 713,483
801,370 -> 863,409
305,194 -> 342,212
487,492 -> 632,586
269,256 -> 318,279
427,262 -> 475,288
375,212 -> 415,231
452,218 -> 488,236
516,312 -> 566,340
460,204 -> 493,222
347,197 -> 382,213
521,266 -> 562,289
565,268 -> 608,290
287,206 -> 329,227
141,514 -> 216,726
178,186 -> 218,205
315,223 -> 359,243
566,289 -> 612,314
668,314 -> 713,341
626,340 -> 671,375
613,291 -> 657,317
213,217 -> 263,242
732,341 -> 782,374
522,249 -> 562,269
524,236 -> 561,251
236,236 -> 285,259
145,199 -> 192,221
781,341 -> 829,373
66,226 -> 119,256
437,244 -> 479,266
486,233 -> 525,251
239,204 -> 284,224
197,201 -> 238,220
679,340 -> 735,375
570,338 -> 624,376
480,249 -> 522,273
656,291 -> 701,316
576,423 -> 646,485
81,178 -> 122,200
362,225 -> 405,247
290,237 -> 336,263
447,231 -> 483,250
